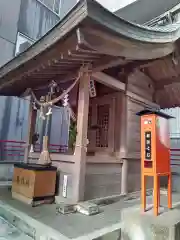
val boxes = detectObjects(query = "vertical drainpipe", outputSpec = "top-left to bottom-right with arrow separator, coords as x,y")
120,82 -> 128,195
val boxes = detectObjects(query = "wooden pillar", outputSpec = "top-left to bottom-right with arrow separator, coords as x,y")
73,71 -> 90,202
24,96 -> 37,163
38,94 -> 51,165
120,92 -> 128,195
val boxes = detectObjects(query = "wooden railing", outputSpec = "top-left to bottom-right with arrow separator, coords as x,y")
0,139 -> 179,164
0,140 -> 68,162
0,140 -> 25,162
34,143 -> 68,153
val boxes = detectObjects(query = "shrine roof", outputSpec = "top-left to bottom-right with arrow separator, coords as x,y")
115,0 -> 180,24
0,0 -> 180,108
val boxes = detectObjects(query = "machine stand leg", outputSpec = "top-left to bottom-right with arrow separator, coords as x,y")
141,175 -> 146,212
157,176 -> 160,207
168,174 -> 172,209
154,175 -> 158,216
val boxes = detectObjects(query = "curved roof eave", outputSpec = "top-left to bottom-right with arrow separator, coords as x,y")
86,0 -> 180,44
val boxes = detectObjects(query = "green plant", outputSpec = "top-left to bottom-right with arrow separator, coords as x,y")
69,121 -> 77,149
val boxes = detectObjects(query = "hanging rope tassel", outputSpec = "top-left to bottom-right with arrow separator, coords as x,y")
30,144 -> 34,153
39,106 -> 46,120
38,136 -> 51,165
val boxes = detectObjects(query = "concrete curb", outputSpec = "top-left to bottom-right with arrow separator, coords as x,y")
88,188 -> 153,206
73,222 -> 122,240
89,194 -> 125,206
0,200 -> 70,240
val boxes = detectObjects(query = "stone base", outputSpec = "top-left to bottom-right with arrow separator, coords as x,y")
12,192 -> 54,207
56,203 -> 76,214
75,202 -> 100,216
121,204 -> 180,240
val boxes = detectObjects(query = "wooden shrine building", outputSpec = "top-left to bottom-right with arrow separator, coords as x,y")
0,0 -> 180,203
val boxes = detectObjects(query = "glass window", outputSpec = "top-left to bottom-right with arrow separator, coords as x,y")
38,0 -> 61,15
43,0 -> 54,9
15,33 -> 34,56
54,0 -> 61,14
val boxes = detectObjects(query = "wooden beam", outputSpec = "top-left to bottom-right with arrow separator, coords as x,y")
73,69 -> 90,202
127,91 -> 159,109
155,76 -> 180,90
92,72 -> 125,91
93,57 -> 128,72
139,61 -> 156,70
92,72 -> 159,108
68,50 -> 100,59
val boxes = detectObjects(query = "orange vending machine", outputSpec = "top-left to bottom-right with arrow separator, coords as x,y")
137,109 -> 173,216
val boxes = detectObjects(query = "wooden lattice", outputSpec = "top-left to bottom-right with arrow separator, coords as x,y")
88,106 -> 92,128
96,104 -> 109,148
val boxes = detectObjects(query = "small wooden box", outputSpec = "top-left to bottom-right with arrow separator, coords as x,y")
12,163 -> 57,205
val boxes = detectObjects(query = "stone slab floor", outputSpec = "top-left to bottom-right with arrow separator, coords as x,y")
0,189 -> 180,239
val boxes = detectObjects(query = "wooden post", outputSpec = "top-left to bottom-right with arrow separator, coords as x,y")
24,96 -> 37,163
38,94 -> 51,165
120,93 -> 128,195
73,70 -> 90,202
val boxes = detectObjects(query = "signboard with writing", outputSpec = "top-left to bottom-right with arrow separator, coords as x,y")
145,131 -> 151,160
15,176 -> 30,187
12,166 -> 57,202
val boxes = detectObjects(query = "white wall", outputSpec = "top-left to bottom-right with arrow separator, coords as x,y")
162,107 -> 180,138
76,0 -> 136,12
95,0 -> 136,12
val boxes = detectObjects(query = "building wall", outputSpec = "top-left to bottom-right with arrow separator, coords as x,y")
85,162 -> 122,200
162,107 -> 180,138
18,0 -> 59,41
126,69 -> 155,158
162,108 -> 180,192
60,0 -> 77,19
0,97 -> 29,186
0,0 -> 21,66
